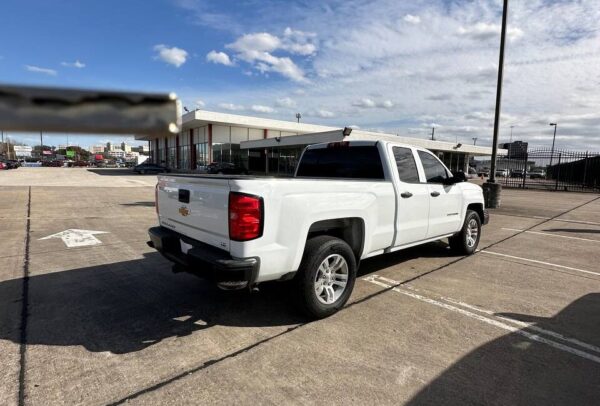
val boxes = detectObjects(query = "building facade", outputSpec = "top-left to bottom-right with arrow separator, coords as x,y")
136,110 -> 504,175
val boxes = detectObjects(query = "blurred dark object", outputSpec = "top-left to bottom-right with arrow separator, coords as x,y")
0,84 -> 180,135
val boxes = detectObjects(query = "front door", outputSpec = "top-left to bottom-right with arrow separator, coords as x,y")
417,150 -> 462,238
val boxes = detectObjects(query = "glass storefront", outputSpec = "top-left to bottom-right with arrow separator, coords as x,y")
178,145 -> 189,170
167,147 -> 176,168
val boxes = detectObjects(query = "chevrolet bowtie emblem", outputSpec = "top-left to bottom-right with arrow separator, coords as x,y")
178,206 -> 190,216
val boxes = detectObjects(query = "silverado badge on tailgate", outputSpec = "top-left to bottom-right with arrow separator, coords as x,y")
178,206 -> 190,216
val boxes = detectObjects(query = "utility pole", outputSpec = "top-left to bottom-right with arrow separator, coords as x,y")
483,0 -> 508,208
431,126 -> 435,141
549,122 -> 557,167
295,113 -> 301,123
472,137 -> 478,145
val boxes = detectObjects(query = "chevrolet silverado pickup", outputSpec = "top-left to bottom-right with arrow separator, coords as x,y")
148,139 -> 489,319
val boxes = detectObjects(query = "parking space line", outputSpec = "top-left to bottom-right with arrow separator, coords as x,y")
480,250 -> 600,277
501,227 -> 600,243
363,275 -> 600,364
496,213 -> 600,227
374,275 -> 600,355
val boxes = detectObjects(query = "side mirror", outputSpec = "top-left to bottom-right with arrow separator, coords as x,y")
445,170 -> 467,185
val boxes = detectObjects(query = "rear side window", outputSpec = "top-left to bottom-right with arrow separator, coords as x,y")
418,151 -> 448,183
392,147 -> 420,183
296,145 -> 385,179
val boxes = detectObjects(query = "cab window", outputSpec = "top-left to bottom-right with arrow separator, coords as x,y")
392,147 -> 420,183
418,151 -> 448,183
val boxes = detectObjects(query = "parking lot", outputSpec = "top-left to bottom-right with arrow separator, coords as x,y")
1,167 -> 599,405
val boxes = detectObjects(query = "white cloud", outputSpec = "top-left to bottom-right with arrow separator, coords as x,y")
195,99 -> 206,108
153,44 -> 188,67
316,109 -> 335,118
24,65 -> 57,76
251,105 -> 275,113
206,50 -> 234,66
218,103 -> 245,111
403,14 -> 421,25
224,28 -> 315,82
282,27 -> 318,55
458,23 -> 524,42
275,97 -> 296,108
353,98 -> 376,108
61,60 -> 85,68
353,98 -> 394,108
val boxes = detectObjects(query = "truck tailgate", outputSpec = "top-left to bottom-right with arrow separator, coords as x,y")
156,175 -> 231,251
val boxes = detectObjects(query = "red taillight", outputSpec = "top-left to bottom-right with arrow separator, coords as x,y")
155,183 -> 159,215
229,192 -> 263,241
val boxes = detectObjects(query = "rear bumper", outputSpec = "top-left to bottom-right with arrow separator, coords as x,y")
482,209 -> 490,225
147,226 -> 259,284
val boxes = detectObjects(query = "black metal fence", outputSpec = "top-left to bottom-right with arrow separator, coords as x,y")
496,149 -> 600,193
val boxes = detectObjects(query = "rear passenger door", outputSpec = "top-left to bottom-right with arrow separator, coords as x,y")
390,146 -> 430,246
417,150 -> 462,238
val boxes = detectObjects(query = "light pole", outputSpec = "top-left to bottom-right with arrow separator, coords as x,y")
510,125 -> 514,143
483,0 -> 508,208
472,137 -> 478,145
295,113 -> 301,123
431,126 -> 435,141
549,122 -> 557,166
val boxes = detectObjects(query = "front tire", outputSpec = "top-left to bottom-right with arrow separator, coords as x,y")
449,210 -> 481,255
294,236 -> 356,319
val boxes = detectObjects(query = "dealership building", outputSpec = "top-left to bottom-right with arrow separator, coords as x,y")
136,110 -> 504,176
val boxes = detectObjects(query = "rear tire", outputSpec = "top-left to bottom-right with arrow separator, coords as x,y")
449,210 -> 481,255
294,236 -> 356,319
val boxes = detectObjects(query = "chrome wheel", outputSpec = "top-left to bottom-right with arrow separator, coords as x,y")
466,218 -> 479,248
314,254 -> 349,304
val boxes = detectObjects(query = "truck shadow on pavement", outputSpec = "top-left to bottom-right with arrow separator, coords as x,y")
0,252 -> 304,355
0,242 -> 464,355
406,293 -> 600,405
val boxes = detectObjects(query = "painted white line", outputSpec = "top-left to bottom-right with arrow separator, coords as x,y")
375,275 -> 600,355
363,275 -> 600,364
480,250 -> 600,277
501,228 -> 600,243
495,213 -> 600,227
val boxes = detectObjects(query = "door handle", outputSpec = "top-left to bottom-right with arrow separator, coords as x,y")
430,191 -> 440,197
400,191 -> 413,198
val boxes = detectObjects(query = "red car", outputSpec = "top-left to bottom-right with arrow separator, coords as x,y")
0,162 -> 6,170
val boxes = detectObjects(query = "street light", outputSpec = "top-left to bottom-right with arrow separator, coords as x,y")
295,113 -> 302,123
472,137 -> 478,145
484,0 -> 509,208
549,122 -> 557,166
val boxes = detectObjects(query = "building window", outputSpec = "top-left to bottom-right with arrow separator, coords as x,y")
178,145 -> 189,169
167,147 -> 176,168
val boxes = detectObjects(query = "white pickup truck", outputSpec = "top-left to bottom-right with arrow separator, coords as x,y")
148,139 -> 489,319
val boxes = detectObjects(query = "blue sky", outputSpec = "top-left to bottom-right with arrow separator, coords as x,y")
1,0 -> 599,150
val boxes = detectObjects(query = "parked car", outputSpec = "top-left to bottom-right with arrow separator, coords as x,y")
495,169 -> 509,177
529,170 -> 545,179
0,159 -> 20,169
148,139 -> 489,319
511,169 -> 525,178
133,162 -> 170,174
205,162 -> 248,175
0,161 -> 6,170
